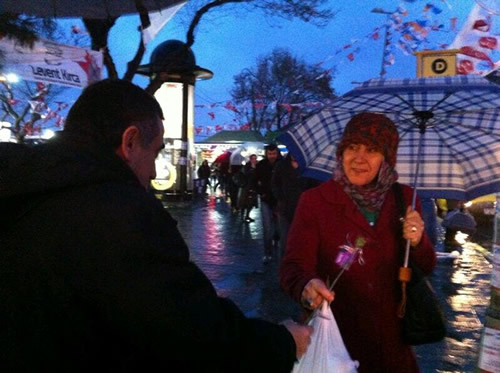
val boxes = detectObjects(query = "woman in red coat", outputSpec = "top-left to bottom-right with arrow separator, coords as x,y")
280,112 -> 436,372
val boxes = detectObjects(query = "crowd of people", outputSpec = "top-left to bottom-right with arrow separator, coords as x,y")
2,79 -> 442,372
197,143 -> 320,263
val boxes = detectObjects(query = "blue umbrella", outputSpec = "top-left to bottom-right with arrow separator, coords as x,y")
279,75 -> 500,267
280,75 -> 500,202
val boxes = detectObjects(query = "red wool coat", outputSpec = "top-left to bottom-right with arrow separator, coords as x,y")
280,180 -> 436,373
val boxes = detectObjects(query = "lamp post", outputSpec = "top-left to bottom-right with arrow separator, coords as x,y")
371,8 -> 395,78
137,40 -> 213,199
0,122 -> 12,142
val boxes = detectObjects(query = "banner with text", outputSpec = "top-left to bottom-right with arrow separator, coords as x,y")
0,37 -> 103,88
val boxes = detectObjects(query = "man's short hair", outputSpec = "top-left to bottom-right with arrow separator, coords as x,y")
265,143 -> 278,152
64,79 -> 164,148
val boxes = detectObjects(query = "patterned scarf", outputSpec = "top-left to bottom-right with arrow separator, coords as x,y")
333,159 -> 398,212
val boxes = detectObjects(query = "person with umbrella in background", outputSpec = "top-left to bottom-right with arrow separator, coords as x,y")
228,149 -> 246,212
280,113 -> 436,372
211,151 -> 231,197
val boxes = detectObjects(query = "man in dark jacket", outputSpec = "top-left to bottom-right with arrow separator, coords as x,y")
271,153 -> 321,259
0,79 -> 312,372
255,143 -> 281,262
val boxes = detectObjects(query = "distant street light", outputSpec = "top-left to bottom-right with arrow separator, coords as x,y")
6,73 -> 19,83
0,121 -> 12,142
371,7 -> 396,78
0,73 -> 20,83
42,129 -> 55,140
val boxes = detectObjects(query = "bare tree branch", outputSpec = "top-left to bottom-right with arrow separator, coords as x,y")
231,48 -> 335,131
124,35 -> 146,81
83,18 -> 119,79
186,0 -> 334,48
187,0 -> 246,48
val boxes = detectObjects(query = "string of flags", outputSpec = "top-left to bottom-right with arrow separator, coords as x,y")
195,2 -> 500,136
195,0 -> 457,135
3,2 -> 496,139
1,82 -> 69,136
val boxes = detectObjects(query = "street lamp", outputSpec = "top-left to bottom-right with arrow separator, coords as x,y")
0,121 -> 12,142
137,40 -> 213,199
371,8 -> 396,78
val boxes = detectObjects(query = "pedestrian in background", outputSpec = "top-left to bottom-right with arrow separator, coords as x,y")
442,199 -> 476,252
420,197 -> 438,246
0,79 -> 313,372
443,199 -> 464,250
197,159 -> 211,195
228,162 -> 243,212
237,154 -> 258,222
272,153 -> 321,259
256,143 -> 282,263
280,112 -> 436,373
212,157 -> 230,198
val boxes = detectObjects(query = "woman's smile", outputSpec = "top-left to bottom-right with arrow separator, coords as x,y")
343,144 -> 384,186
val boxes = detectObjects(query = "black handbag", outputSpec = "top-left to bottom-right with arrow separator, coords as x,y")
393,183 -> 447,345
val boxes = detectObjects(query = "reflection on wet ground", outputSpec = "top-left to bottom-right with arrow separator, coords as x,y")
165,195 -> 493,373
415,243 -> 492,372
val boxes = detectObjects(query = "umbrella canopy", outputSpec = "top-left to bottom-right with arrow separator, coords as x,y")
213,151 -> 231,164
1,0 -> 184,19
279,75 -> 500,201
229,142 -> 265,165
229,149 -> 246,166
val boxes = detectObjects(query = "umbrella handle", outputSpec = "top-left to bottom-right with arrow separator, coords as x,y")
404,238 -> 412,268
397,266 -> 412,318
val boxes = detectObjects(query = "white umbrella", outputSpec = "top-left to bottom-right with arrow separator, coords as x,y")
229,148 -> 246,166
229,142 -> 265,165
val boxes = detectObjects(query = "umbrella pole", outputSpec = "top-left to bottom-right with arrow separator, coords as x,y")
398,119 -> 427,318
404,120 -> 427,268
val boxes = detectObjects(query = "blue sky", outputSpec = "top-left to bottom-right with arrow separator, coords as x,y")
56,0 -> 498,140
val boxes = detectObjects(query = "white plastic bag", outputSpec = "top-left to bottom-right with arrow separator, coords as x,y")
292,301 -> 359,373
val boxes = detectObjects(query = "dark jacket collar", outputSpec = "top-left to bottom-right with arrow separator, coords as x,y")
0,134 -> 140,200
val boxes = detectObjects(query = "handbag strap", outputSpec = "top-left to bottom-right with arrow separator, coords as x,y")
392,182 -> 412,318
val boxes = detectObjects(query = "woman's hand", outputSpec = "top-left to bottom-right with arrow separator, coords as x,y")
403,206 -> 425,247
300,278 -> 334,310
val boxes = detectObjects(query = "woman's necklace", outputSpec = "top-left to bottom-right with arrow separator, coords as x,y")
360,208 -> 378,227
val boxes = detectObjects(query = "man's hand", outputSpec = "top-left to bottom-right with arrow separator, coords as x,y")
300,278 -> 335,310
282,320 -> 314,358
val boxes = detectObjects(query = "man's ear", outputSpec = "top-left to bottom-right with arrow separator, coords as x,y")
116,126 -> 140,162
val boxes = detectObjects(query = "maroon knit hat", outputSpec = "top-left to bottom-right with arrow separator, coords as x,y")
336,112 -> 399,168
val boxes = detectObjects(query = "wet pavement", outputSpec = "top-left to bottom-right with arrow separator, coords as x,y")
163,193 -> 494,373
